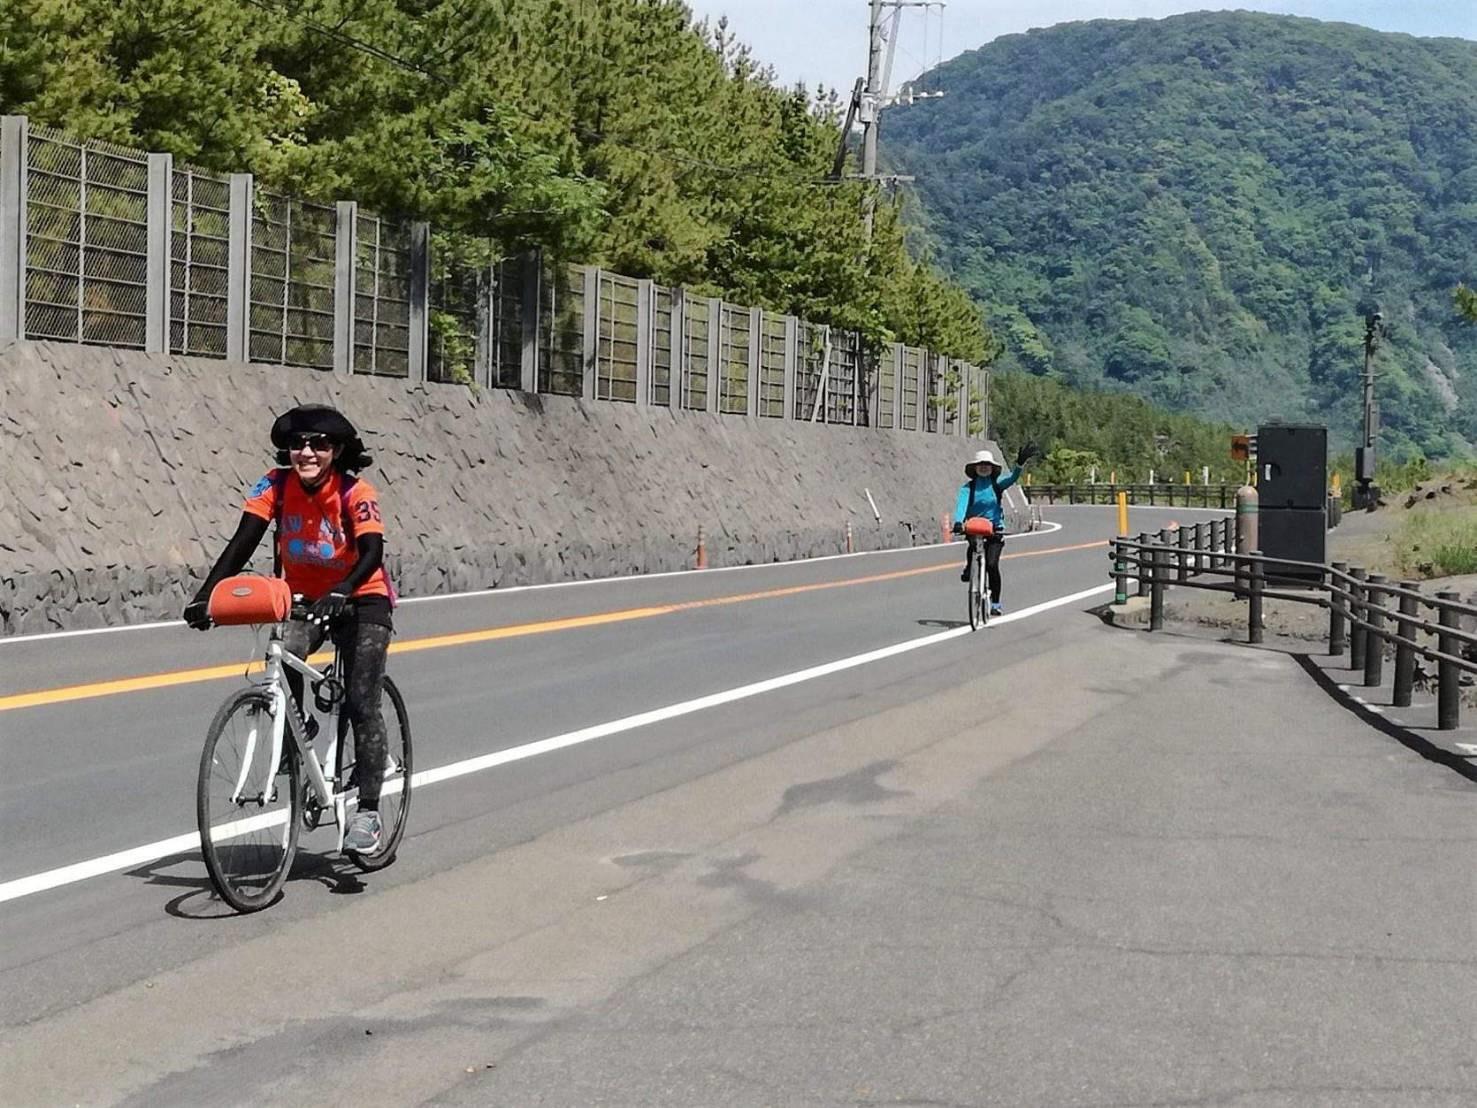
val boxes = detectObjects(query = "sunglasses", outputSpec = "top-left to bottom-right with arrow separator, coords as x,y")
288,433 -> 337,452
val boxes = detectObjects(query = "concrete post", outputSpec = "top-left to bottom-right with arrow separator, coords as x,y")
473,261 -> 493,389
519,251 -> 540,393
746,306 -> 761,419
1363,573 -> 1386,688
635,277 -> 652,409
705,297 -> 720,413
782,314 -> 797,421
918,350 -> 930,433
581,265 -> 598,402
1328,561 -> 1348,656
892,344 -> 904,429
332,200 -> 358,375
406,221 -> 430,384
145,153 -> 172,353
1438,592 -> 1461,730
1348,567 -> 1367,671
226,173 -> 254,363
1393,583 -> 1419,708
1,115 -> 29,343
1248,552 -> 1265,644
669,288 -> 685,409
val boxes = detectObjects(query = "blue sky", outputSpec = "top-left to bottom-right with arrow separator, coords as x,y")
683,1 -> 1477,97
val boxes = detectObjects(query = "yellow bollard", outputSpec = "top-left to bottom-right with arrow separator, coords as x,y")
1331,471 -> 1342,497
1116,491 -> 1129,536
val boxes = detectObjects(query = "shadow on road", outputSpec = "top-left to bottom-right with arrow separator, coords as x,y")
916,618 -> 968,630
1294,654 -> 1477,785
126,846 -> 369,920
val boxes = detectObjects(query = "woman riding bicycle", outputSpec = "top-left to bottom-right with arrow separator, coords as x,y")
183,405 -> 393,855
953,443 -> 1038,615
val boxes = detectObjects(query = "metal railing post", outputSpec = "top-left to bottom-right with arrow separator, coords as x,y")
1149,543 -> 1165,631
520,250 -> 541,393
406,220 -> 430,384
705,297 -> 720,413
1114,538 -> 1130,606
226,173 -> 254,363
781,313 -> 797,421
1328,561 -> 1348,657
1437,592 -> 1461,730
0,115 -> 27,343
1248,551 -> 1264,644
1393,583 -> 1418,708
746,306 -> 761,419
1177,526 -> 1191,583
1137,532 -> 1152,598
145,152 -> 172,353
1348,567 -> 1367,672
1194,522 -> 1207,574
1363,574 -> 1386,688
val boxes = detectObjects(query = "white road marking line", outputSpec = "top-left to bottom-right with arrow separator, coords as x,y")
0,523 -> 1068,645
0,581 -> 1111,905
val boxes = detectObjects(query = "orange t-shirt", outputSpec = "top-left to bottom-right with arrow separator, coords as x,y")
242,469 -> 389,601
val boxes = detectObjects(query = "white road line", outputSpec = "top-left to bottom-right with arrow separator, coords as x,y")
0,580 -> 1111,905
0,521 -> 1067,645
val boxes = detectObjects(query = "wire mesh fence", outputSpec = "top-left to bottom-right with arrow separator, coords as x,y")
170,164 -> 230,358
719,303 -> 751,416
428,243 -> 480,385
652,286 -> 676,407
24,127 -> 150,348
539,262 -> 585,396
899,345 -> 922,431
827,329 -> 862,426
4,115 -> 987,435
681,296 -> 711,411
354,211 -> 411,378
758,311 -> 786,418
249,191 -> 336,370
596,270 -> 640,402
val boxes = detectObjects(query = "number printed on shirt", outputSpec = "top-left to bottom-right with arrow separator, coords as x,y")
354,499 -> 382,524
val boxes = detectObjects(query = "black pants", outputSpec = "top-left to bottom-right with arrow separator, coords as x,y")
966,535 -> 1005,604
283,614 -> 392,810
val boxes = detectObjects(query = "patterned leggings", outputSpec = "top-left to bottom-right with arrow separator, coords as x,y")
283,617 -> 392,810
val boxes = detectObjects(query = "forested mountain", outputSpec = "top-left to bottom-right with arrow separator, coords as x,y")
884,12 -> 1477,456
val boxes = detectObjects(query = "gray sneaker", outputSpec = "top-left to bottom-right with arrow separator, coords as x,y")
344,810 -> 383,854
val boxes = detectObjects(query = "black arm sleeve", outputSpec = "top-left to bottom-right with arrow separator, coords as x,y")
334,533 -> 385,595
192,513 -> 269,603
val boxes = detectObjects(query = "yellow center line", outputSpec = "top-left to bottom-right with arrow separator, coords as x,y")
0,540 -> 1104,713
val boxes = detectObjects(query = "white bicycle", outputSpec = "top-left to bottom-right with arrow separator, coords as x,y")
196,586 -> 411,913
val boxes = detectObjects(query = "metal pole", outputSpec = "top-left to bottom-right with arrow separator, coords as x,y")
1348,567 -> 1367,672
144,152 -> 172,353
1363,573 -> 1386,688
520,250 -> 541,393
1177,526 -> 1191,584
860,0 -> 883,237
1248,552 -> 1264,645
1392,583 -> 1418,708
1149,544 -> 1164,632
1328,561 -> 1348,657
406,220 -> 430,384
0,115 -> 27,343
1137,532 -> 1151,598
226,173 -> 254,362
1114,538 -> 1129,607
1437,591 -> 1460,730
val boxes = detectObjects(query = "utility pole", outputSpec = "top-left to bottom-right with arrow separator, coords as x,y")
854,0 -> 940,236
1354,310 -> 1383,510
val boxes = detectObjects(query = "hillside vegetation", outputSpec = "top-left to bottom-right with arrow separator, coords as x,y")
885,11 -> 1477,457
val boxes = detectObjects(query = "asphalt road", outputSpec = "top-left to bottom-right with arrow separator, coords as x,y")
6,504 -> 1472,1107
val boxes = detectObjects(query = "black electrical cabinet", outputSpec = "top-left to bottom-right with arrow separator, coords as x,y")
1257,423 -> 1328,583
1257,424 -> 1328,509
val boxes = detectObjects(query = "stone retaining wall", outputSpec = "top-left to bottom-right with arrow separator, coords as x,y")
0,342 -> 1026,635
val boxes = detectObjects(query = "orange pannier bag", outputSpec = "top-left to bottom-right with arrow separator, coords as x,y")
207,575 -> 292,626
962,517 -> 995,538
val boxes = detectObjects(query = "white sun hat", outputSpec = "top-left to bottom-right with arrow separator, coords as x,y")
964,448 -> 1000,476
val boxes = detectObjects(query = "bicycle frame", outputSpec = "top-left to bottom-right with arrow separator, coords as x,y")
235,627 -> 359,852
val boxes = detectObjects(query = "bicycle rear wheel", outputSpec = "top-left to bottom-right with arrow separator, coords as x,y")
968,548 -> 985,631
347,674 -> 413,872
198,689 -> 301,912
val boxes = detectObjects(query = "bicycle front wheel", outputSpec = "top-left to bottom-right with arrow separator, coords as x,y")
198,689 -> 301,912
968,549 -> 984,631
347,674 -> 413,872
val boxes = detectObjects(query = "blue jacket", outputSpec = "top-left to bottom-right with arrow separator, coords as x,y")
954,467 -> 1021,533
